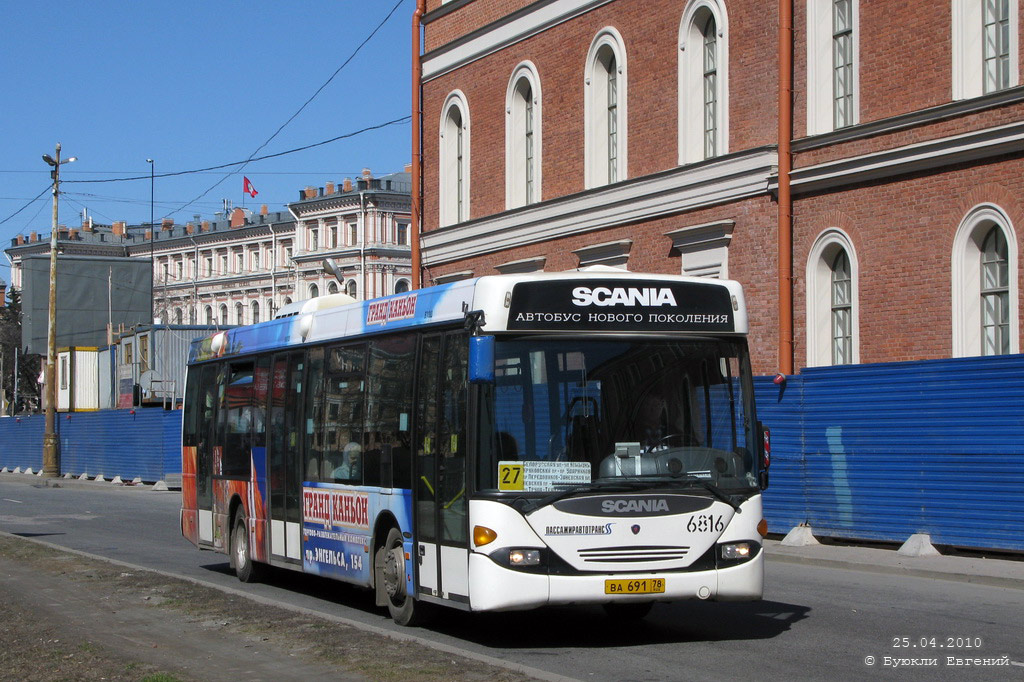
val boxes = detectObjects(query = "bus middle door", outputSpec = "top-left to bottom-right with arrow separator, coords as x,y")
415,332 -> 470,604
267,351 -> 305,563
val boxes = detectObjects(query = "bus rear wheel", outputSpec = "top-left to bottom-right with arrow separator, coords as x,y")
378,527 -> 420,625
231,513 -> 264,583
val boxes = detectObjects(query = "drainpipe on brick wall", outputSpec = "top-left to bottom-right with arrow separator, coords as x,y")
778,0 -> 794,376
411,0 -> 425,290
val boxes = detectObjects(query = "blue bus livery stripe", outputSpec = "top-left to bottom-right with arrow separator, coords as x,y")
188,280 -> 474,364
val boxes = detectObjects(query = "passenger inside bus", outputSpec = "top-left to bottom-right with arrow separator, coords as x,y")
332,442 -> 362,480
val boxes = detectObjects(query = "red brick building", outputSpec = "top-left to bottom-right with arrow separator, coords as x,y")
415,0 -> 1022,375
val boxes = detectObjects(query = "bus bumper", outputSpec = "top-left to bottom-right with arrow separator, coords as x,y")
467,550 -> 763,612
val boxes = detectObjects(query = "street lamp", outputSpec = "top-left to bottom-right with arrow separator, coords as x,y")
147,158 -> 154,322
42,143 -> 76,478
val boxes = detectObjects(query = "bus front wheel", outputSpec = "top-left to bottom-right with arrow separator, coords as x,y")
378,527 -> 419,625
231,513 -> 264,583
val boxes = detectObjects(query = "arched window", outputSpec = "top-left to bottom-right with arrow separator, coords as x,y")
953,205 -> 1018,356
327,280 -> 339,295
585,28 -> 628,189
440,91 -> 470,227
346,280 -> 357,298
679,1 -> 729,162
309,283 -> 320,299
174,308 -> 183,325
235,302 -> 244,325
953,0 -> 1019,99
506,63 -> 542,209
807,0 -> 859,134
250,300 -> 260,325
395,279 -> 410,294
806,229 -> 859,366
188,307 -> 196,325
219,304 -> 228,326
830,250 -> 852,364
204,305 -> 214,325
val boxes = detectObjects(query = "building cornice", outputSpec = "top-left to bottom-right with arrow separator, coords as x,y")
783,120 -> 1024,195
792,85 -> 1024,152
421,147 -> 777,267
422,0 -> 614,82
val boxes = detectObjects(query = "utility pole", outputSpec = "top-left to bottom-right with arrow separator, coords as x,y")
42,143 -> 76,478
147,158 -> 155,322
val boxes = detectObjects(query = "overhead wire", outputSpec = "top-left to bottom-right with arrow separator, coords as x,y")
0,0 -> 408,239
158,0 -> 407,219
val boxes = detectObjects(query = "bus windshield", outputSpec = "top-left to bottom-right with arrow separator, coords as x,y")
477,337 -> 758,493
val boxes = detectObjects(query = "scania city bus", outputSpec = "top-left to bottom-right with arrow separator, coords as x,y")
180,269 -> 770,625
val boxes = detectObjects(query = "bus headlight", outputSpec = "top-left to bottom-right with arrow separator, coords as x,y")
508,549 -> 541,566
720,542 -> 752,560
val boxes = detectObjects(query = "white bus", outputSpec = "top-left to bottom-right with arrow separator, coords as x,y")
181,269 -> 770,625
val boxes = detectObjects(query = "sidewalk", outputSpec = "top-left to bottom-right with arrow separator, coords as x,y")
765,537 -> 1024,590
4,470 -> 1022,591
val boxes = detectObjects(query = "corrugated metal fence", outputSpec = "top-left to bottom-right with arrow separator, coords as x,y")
756,355 -> 1024,552
0,408 -> 181,484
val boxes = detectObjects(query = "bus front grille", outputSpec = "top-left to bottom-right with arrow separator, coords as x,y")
577,545 -> 690,563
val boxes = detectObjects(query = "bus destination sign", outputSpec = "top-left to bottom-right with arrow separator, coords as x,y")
507,279 -> 734,332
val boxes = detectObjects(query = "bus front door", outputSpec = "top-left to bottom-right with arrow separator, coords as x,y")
266,351 -> 305,563
415,332 -> 470,604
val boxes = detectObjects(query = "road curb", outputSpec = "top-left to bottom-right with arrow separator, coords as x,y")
0,530 -> 578,682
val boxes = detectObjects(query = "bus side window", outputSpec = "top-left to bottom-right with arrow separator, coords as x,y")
222,362 -> 255,478
366,334 -> 416,489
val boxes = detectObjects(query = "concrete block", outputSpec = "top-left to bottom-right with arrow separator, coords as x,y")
781,524 -> 820,546
23,468 -> 33,475
1,467 -> 7,473
132,477 -> 143,485
63,473 -> 73,479
898,533 -> 941,557
93,474 -> 105,482
111,476 -> 123,485
153,481 -> 169,491
78,472 -> 89,480
13,467 -> 21,474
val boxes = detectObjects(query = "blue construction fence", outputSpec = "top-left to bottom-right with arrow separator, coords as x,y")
756,354 -> 1024,552
0,408 -> 182,484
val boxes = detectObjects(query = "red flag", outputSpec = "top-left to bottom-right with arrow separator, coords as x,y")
243,176 -> 258,198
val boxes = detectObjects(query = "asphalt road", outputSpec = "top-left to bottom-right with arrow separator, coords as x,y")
1,477 -> 1021,681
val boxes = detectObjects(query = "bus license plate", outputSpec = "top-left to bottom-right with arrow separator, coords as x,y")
605,578 -> 665,595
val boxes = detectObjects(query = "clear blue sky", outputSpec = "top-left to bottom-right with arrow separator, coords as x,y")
0,0 -> 414,287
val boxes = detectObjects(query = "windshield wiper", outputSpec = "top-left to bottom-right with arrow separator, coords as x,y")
518,480 -> 660,515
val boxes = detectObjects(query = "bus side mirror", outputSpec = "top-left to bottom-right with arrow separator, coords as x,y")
757,422 -> 770,490
468,335 -> 495,384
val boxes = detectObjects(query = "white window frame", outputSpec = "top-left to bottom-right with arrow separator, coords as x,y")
678,0 -> 730,164
806,228 -> 860,367
952,0 -> 1020,99
952,204 -> 1019,356
439,91 -> 471,227
806,0 -> 860,135
666,219 -> 735,278
505,61 -> 543,209
584,28 -> 628,189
